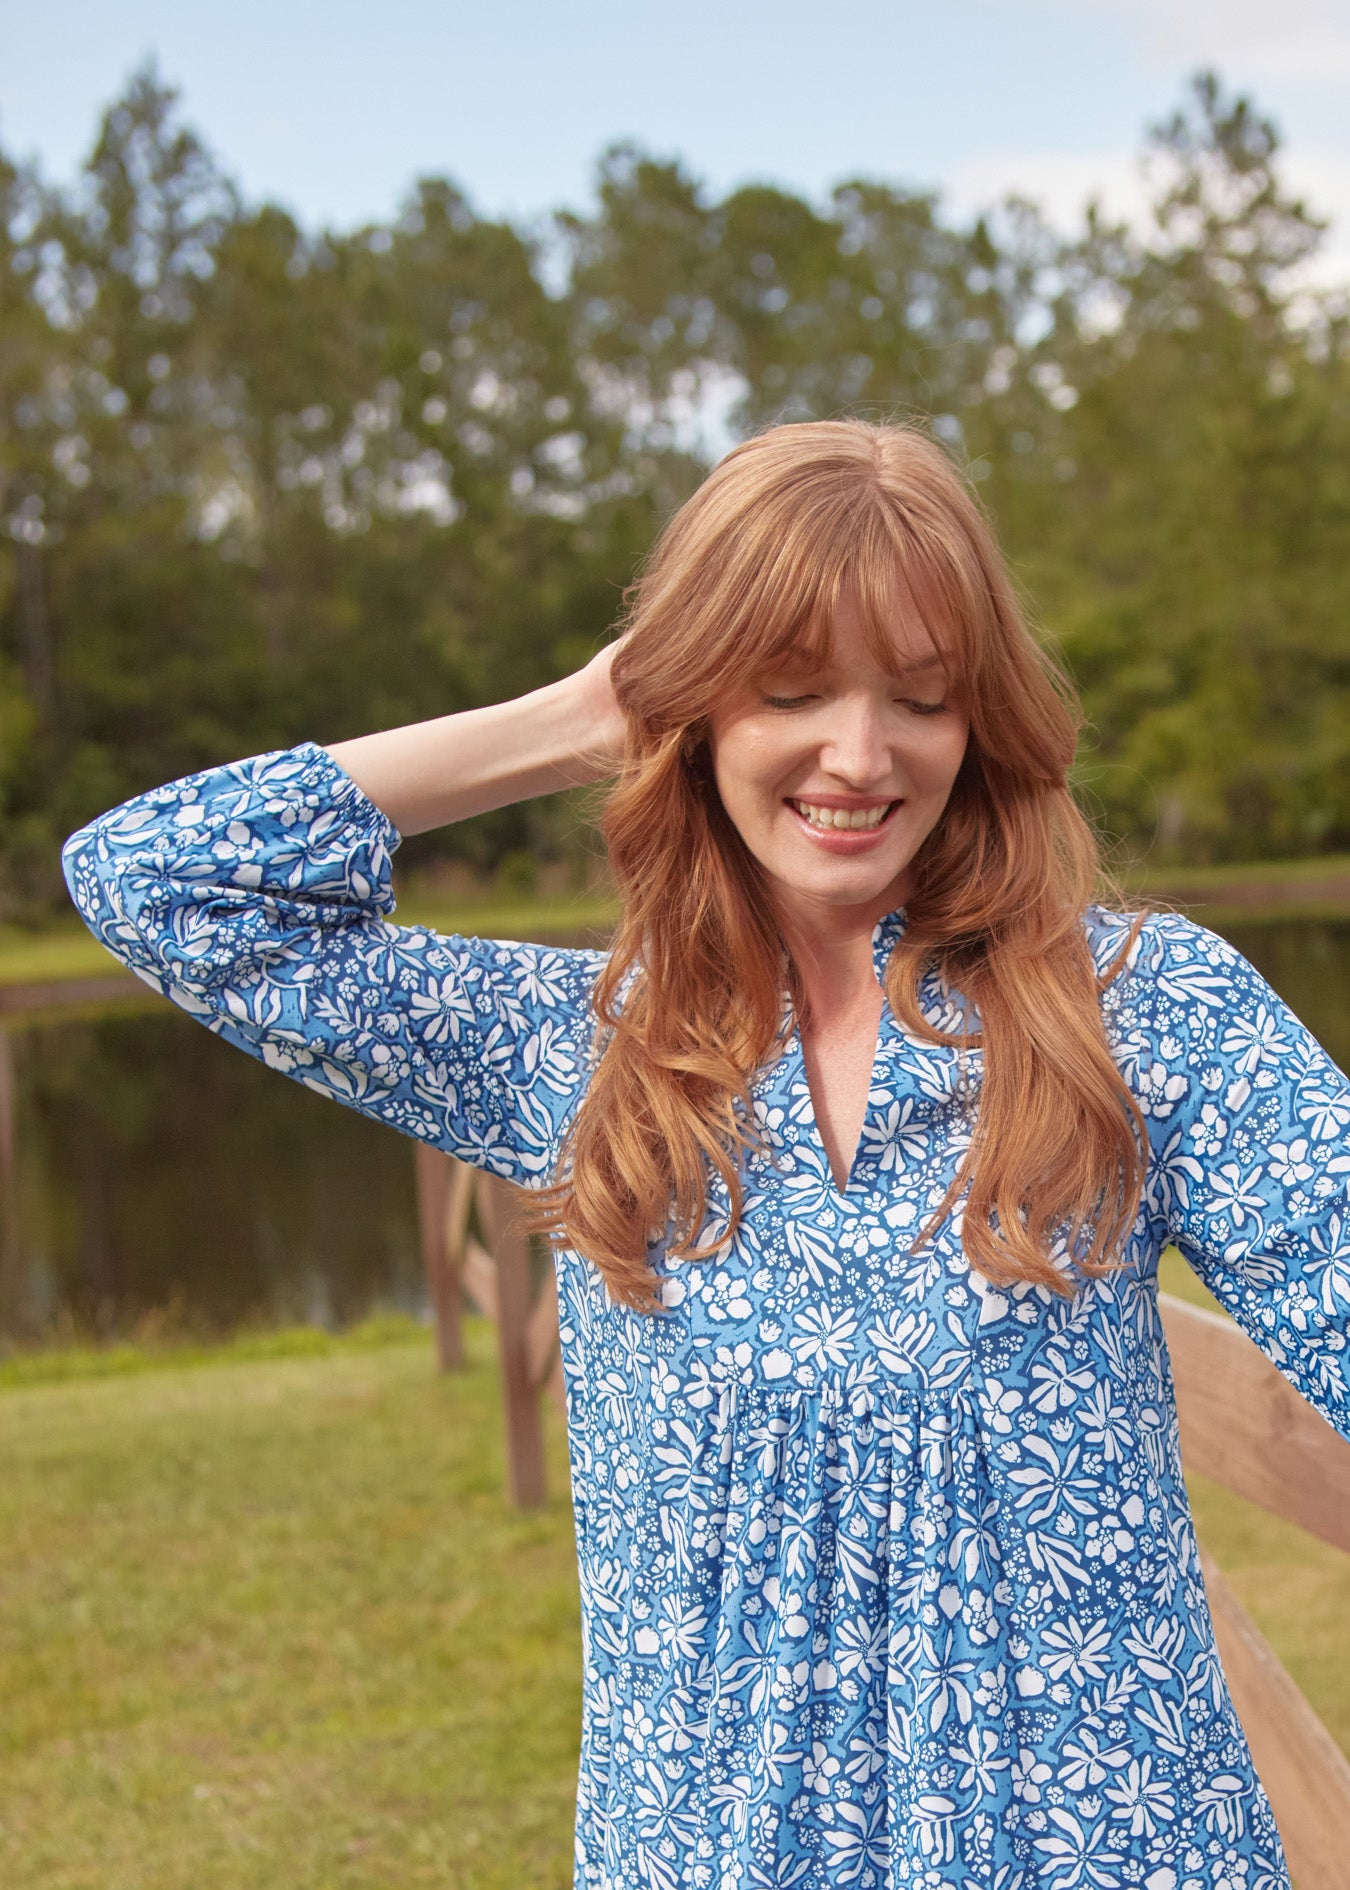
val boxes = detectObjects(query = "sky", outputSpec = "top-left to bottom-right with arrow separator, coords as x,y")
3,0 -> 1350,286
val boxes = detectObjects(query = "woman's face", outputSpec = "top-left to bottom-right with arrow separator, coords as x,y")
706,588 -> 970,931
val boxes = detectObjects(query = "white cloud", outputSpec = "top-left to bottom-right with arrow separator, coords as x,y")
1284,151 -> 1350,291
945,151 -> 1151,233
1059,0 -> 1350,83
944,146 -> 1350,292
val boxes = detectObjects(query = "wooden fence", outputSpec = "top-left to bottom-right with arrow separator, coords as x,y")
415,1148 -> 1350,1889
1159,1292 -> 1350,1885
414,1146 -> 564,1509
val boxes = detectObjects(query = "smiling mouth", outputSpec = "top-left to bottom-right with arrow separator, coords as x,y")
788,799 -> 901,832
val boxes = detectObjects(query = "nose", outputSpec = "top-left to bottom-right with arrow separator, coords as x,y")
817,693 -> 892,787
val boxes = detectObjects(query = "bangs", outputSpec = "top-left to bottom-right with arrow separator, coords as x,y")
723,487 -> 972,691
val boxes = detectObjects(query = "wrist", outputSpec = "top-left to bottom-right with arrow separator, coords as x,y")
543,666 -> 625,785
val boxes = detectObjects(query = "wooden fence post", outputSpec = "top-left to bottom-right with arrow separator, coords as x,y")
413,1149 -> 563,1510
476,1170 -> 548,1510
0,1029 -> 21,1329
413,1142 -> 470,1371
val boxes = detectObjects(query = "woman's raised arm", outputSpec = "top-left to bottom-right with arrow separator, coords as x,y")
59,642 -> 627,1186
322,641 -> 626,837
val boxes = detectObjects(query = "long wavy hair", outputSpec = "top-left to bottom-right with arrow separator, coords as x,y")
533,418 -> 1148,1313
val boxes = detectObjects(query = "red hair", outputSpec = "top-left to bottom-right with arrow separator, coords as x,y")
534,419 -> 1148,1312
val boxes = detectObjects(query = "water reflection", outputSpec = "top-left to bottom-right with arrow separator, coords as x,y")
1,998 -> 424,1343
1223,919 -> 1350,1065
1,918 -> 1347,1344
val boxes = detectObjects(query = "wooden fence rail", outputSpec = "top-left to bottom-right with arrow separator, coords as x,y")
419,1149 -> 1350,1886
1157,1293 -> 1350,1886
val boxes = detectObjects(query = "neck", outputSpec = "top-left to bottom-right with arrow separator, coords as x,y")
772,883 -> 904,1022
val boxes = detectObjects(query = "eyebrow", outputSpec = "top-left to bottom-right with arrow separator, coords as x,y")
895,656 -> 947,675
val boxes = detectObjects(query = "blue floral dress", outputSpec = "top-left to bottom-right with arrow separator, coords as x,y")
62,740 -> 1350,1890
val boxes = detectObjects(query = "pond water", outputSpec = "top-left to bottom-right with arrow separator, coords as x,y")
2,918 -> 1347,1344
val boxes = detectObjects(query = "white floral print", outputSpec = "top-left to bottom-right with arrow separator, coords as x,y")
62,740 -> 1350,1889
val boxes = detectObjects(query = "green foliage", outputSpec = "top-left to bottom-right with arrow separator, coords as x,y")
3,65 -> 1349,918
999,76 -> 1350,864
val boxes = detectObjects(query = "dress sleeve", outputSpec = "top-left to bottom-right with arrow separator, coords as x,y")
60,740 -> 603,1187
1128,910 -> 1350,1441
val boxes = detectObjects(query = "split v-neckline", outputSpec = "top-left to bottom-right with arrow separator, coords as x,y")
792,907 -> 906,1200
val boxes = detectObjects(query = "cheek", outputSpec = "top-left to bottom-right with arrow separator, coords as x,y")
916,721 -> 970,794
706,739 -> 757,841
708,721 -> 793,812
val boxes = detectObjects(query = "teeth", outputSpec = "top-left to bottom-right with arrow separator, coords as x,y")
792,801 -> 893,830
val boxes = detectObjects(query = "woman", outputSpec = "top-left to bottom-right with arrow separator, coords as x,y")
63,420 -> 1348,1888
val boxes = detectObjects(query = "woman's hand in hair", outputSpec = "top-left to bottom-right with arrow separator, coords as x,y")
566,636 -> 629,782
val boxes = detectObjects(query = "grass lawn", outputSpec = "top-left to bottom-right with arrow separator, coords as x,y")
1122,851 -> 1350,893
1119,851 -> 1350,928
0,917 -> 133,990
0,1316 -> 581,1890
0,1280 -> 1347,1888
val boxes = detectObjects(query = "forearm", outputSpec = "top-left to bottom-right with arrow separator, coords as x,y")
321,673 -> 615,837
61,743 -> 398,999
60,741 -> 595,1186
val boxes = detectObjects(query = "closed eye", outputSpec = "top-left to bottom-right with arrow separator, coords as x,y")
900,699 -> 949,715
761,693 -> 816,710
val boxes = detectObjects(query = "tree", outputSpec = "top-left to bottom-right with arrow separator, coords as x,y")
997,73 -> 1350,862
3,65 -> 1348,918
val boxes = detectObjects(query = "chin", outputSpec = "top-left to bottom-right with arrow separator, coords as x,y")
774,857 -> 913,908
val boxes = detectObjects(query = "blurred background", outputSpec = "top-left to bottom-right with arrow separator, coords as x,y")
2,11 -> 1350,1885
2,3 -> 1349,1337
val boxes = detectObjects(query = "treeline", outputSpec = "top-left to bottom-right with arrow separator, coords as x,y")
2,66 -> 1349,917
